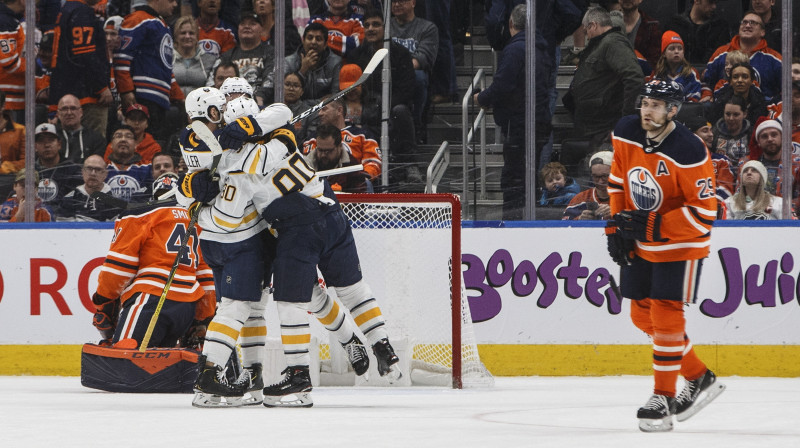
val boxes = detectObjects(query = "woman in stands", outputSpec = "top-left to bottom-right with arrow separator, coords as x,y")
709,62 -> 768,127
650,31 -> 702,103
173,16 -> 219,98
724,160 -> 785,220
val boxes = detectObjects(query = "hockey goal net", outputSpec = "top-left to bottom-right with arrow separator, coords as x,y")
311,193 -> 493,388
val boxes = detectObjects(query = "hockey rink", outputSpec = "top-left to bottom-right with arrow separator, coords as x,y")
3,375 -> 798,447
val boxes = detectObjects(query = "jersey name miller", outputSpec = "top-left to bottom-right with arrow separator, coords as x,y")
627,167 -> 663,211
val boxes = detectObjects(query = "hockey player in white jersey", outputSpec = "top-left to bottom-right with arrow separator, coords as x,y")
216,98 -> 401,407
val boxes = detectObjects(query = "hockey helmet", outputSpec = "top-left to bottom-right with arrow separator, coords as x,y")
223,96 -> 261,124
186,87 -> 226,123
636,79 -> 684,113
220,76 -> 254,98
152,172 -> 179,201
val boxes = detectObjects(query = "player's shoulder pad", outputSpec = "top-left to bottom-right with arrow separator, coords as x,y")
612,115 -> 645,142
180,126 -> 213,153
662,122 -> 708,166
269,127 -> 298,150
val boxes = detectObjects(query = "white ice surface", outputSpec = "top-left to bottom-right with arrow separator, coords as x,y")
3,375 -> 799,448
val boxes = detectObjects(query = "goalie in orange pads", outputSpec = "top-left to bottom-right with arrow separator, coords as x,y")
606,79 -> 726,432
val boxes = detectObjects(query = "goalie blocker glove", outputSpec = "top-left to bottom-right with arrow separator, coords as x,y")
613,209 -> 667,242
92,293 -> 120,344
604,222 -> 635,266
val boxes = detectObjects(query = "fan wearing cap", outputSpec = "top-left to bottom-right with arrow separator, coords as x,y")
648,31 -> 701,103
34,123 -> 83,207
339,64 -> 365,126
562,151 -> 612,221
744,118 -> 800,197
49,0 -> 112,139
724,159 -> 785,220
213,10 -> 274,106
1,170 -> 54,222
102,104 -> 162,164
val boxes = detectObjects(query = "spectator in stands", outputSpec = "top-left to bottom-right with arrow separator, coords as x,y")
725,159 -> 784,219
210,61 -> 239,88
0,0 -> 28,123
427,0 -> 457,104
284,72 -> 315,141
104,16 -> 125,140
213,11 -> 274,106
751,0 -> 780,52
103,104 -> 162,165
115,0 -> 185,143
54,94 -> 107,164
563,151 -> 612,220
347,9 -> 417,183
339,64 -> 366,127
304,123 -> 369,192
58,154 -> 121,221
664,0 -> 731,65
3,170 -> 54,222
34,123 -> 82,208
181,0 -> 242,26
390,0 -> 439,143
310,0 -> 365,57
683,114 -> 736,199
0,90 -> 24,175
747,119 -> 800,196
539,161 -> 580,206
650,31 -> 702,102
195,0 -> 237,57
711,95 -> 752,165
105,125 -> 151,202
703,11 -> 782,102
484,0 -> 524,51
150,152 -> 176,180
302,96 -> 382,180
619,0 -> 661,67
254,0 -> 301,55
263,22 -> 342,102
49,0 -> 112,140
792,57 -> 800,82
174,16 -> 219,98
708,62 -> 768,127
701,49 -> 749,101
474,4 -> 538,220
563,6 -> 643,151
35,30 -> 54,108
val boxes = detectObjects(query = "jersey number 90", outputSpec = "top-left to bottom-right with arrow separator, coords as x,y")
272,153 -> 315,195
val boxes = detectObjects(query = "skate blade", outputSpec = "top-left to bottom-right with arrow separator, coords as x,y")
676,382 -> 726,422
191,392 -> 244,408
382,365 -> 403,384
262,392 -> 313,408
229,389 -> 264,407
638,416 -> 674,432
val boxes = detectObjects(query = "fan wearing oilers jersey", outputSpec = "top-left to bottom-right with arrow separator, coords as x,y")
213,97 -> 402,407
606,79 -> 725,432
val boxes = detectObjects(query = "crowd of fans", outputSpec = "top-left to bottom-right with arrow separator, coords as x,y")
1,0 -> 799,222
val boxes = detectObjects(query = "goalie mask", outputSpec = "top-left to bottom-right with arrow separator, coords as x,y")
220,76 -> 254,99
186,87 -> 226,123
224,96 -> 260,124
152,172 -> 179,201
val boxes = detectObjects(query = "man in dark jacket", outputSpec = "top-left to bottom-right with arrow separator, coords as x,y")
565,6 -> 643,149
664,0 -> 731,65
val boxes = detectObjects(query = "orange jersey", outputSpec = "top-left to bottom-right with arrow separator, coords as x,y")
0,9 -> 26,110
97,204 -> 216,320
302,126 -> 381,178
609,115 -> 717,262
197,18 -> 236,57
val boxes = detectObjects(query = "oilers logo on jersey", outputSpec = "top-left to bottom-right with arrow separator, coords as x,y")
108,174 -> 146,201
199,39 -> 222,57
37,178 -> 59,203
160,34 -> 174,69
627,167 -> 663,211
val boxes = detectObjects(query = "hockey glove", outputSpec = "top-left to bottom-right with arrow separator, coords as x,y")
179,170 -> 220,204
92,293 -> 120,342
605,223 -> 635,266
218,116 -> 262,150
613,210 -> 666,242
180,318 -> 211,350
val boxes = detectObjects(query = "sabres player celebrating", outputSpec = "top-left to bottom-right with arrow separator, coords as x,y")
606,79 -> 725,432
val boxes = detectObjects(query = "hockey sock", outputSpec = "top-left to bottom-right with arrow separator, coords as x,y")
651,300 -> 686,397
240,298 -> 268,368
680,334 -> 708,381
310,283 -> 353,345
276,301 -> 311,367
203,298 -> 250,367
336,281 -> 388,345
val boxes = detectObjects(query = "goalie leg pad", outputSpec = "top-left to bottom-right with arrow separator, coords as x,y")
81,344 -> 200,393
336,281 -> 388,344
276,301 -> 311,367
203,298 -> 249,367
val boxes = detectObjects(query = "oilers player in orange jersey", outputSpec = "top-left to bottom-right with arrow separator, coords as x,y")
606,79 -> 726,432
91,172 -> 216,349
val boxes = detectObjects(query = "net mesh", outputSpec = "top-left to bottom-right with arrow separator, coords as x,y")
311,194 -> 493,387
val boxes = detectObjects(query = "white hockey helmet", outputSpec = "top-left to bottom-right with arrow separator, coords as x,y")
152,172 -> 179,201
258,103 -> 294,134
223,96 -> 260,124
185,87 -> 226,123
220,76 -> 254,98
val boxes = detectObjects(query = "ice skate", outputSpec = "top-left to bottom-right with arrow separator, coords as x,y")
675,369 -> 726,422
637,394 -> 676,432
342,334 -> 369,376
262,366 -> 313,408
192,356 -> 245,408
231,364 -> 264,406
372,338 -> 401,382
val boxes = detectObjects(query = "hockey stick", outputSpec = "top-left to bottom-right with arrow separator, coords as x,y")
288,48 -> 388,125
91,191 -> 178,211
139,121 -> 223,352
316,164 -> 364,177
